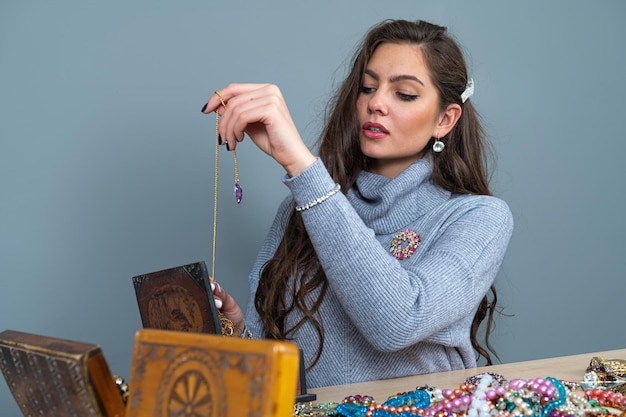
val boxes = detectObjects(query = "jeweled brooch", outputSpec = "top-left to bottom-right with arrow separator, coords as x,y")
390,229 -> 421,260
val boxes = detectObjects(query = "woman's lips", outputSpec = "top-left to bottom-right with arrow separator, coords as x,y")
362,122 -> 389,139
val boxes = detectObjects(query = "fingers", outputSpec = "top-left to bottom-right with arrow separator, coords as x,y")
200,83 -> 313,175
209,281 -> 224,309
200,83 -> 282,151
209,277 -> 245,333
209,280 -> 220,308
223,95 -> 277,151
200,83 -> 271,115
209,277 -> 237,314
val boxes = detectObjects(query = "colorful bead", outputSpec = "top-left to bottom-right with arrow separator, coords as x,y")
336,394 -> 376,417
235,182 -> 243,204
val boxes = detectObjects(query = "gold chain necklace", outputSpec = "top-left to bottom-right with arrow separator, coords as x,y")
212,91 -> 241,337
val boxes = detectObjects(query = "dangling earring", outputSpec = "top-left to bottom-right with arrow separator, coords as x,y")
432,134 -> 445,153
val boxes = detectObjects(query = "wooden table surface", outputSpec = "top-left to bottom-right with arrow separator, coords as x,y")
309,348 -> 626,404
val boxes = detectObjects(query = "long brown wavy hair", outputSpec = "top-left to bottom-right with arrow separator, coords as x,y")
255,19 -> 500,369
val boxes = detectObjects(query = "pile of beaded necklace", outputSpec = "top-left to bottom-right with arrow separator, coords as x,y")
293,372 -> 626,417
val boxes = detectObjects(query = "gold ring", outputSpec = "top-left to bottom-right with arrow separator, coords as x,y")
214,91 -> 226,107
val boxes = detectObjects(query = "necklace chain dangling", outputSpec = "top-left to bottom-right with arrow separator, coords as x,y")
210,90 -> 237,337
214,91 -> 243,204
233,150 -> 242,204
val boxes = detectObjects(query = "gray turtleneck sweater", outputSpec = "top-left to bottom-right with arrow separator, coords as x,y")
244,157 -> 513,388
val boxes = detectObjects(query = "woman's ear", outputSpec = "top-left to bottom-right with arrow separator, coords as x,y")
434,103 -> 462,138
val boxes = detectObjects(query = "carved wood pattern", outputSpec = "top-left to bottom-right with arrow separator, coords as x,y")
0,330 -> 125,417
132,261 -> 222,335
129,338 -> 269,417
0,344 -> 101,417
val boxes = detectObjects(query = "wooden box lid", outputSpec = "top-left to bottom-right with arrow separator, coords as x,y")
0,329 -> 125,417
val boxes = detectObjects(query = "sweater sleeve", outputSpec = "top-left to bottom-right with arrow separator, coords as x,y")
283,159 -> 514,352
243,196 -> 293,338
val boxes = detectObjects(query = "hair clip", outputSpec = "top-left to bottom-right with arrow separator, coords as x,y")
461,78 -> 474,103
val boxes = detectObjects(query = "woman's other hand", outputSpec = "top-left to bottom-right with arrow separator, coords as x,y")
210,277 -> 245,336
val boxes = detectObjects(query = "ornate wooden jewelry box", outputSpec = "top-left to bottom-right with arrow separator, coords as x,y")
0,329 -> 125,417
127,328 -> 299,417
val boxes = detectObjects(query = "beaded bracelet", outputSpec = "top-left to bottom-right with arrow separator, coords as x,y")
295,183 -> 341,212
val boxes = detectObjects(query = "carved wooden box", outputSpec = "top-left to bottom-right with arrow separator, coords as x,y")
132,261 -> 222,334
0,329 -> 125,417
126,328 -> 299,417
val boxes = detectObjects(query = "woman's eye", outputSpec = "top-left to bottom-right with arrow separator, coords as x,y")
397,92 -> 418,101
361,86 -> 375,94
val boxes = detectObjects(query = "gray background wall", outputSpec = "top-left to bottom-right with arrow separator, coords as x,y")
1,1 -> 625,415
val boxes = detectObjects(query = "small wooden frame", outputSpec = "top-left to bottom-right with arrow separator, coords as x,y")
127,328 -> 299,417
132,261 -> 221,334
0,329 -> 125,417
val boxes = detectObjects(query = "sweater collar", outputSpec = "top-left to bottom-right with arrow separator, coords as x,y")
347,157 -> 451,233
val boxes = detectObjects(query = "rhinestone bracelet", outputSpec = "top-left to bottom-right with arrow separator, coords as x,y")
295,183 -> 341,212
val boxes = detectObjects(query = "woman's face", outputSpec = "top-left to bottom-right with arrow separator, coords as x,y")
357,42 -> 446,178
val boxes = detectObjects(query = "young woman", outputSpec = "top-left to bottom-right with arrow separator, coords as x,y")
201,19 -> 513,388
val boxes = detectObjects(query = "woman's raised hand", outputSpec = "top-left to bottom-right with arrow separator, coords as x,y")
201,83 -> 317,177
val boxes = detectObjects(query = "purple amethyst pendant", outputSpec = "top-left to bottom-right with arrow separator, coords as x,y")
234,182 -> 243,204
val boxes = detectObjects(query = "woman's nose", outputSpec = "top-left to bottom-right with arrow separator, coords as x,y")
368,90 -> 388,115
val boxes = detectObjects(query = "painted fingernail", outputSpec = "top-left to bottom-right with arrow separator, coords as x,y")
210,282 -> 215,292
218,133 -> 223,145
201,103 -> 207,113
225,140 -> 231,151
214,299 -> 223,309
